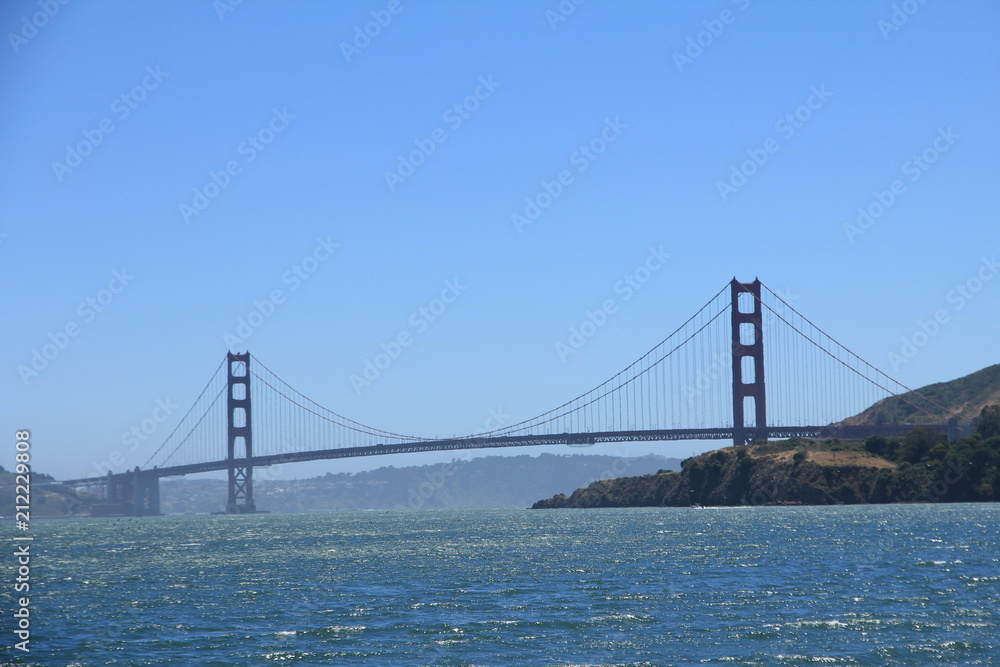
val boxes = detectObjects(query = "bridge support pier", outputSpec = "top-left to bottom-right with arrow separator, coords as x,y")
99,469 -> 160,516
731,278 -> 767,446
226,352 -> 256,513
131,468 -> 161,516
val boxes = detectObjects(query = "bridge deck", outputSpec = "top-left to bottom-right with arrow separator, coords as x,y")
59,424 -> 955,486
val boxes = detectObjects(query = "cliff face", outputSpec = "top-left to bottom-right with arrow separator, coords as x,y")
532,433 -> 1000,508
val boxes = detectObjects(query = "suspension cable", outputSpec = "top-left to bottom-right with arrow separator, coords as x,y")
153,385 -> 227,468
475,283 -> 731,438
142,356 -> 226,468
755,284 -> 956,422
249,355 -> 425,441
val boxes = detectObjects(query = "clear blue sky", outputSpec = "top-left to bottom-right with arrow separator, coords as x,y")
2,0 -> 998,481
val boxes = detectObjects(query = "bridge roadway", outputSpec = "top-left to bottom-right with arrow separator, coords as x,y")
60,423 -> 953,486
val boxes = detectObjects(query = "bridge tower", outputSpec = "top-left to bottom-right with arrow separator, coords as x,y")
131,467 -> 160,516
99,469 -> 160,516
731,278 -> 767,446
226,352 -> 256,513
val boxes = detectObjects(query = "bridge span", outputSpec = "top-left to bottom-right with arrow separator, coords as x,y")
60,421 -> 964,516
65,424 -> 957,486
57,279 -> 966,516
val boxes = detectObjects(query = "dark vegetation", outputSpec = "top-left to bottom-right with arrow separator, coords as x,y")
532,405 -> 1000,509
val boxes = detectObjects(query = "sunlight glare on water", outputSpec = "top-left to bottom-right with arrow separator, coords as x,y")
20,504 -> 1000,665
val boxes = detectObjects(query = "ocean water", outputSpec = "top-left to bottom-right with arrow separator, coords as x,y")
9,504 -> 1000,666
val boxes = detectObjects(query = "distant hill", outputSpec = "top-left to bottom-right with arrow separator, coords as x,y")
0,468 -> 89,517
159,452 -> 682,514
842,364 -> 1000,426
3,453 -> 681,517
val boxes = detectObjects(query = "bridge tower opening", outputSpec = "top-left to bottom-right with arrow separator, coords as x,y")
226,352 -> 256,513
731,278 -> 767,446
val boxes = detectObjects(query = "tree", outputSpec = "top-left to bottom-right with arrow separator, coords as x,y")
864,435 -> 889,457
977,404 -> 1000,439
900,428 -> 940,464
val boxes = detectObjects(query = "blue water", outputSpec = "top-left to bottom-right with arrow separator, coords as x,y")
10,504 -> 1000,665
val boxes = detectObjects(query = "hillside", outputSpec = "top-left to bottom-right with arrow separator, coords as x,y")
533,418 -> 1000,508
0,468 -> 90,517
3,453 -> 680,517
161,453 -> 681,514
842,363 -> 1000,426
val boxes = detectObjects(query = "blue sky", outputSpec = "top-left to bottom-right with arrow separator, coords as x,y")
2,0 -> 998,482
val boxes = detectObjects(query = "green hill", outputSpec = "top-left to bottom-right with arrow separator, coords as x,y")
842,364 -> 1000,426
533,413 -> 1000,509
532,364 -> 1000,510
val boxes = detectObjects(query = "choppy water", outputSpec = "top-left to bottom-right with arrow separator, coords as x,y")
8,504 -> 1000,665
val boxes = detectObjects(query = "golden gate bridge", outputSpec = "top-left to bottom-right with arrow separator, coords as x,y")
59,279 -> 966,515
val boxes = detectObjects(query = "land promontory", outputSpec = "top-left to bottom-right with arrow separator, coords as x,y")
532,423 -> 999,508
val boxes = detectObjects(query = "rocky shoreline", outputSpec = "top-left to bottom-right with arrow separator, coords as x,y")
532,429 -> 1000,509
